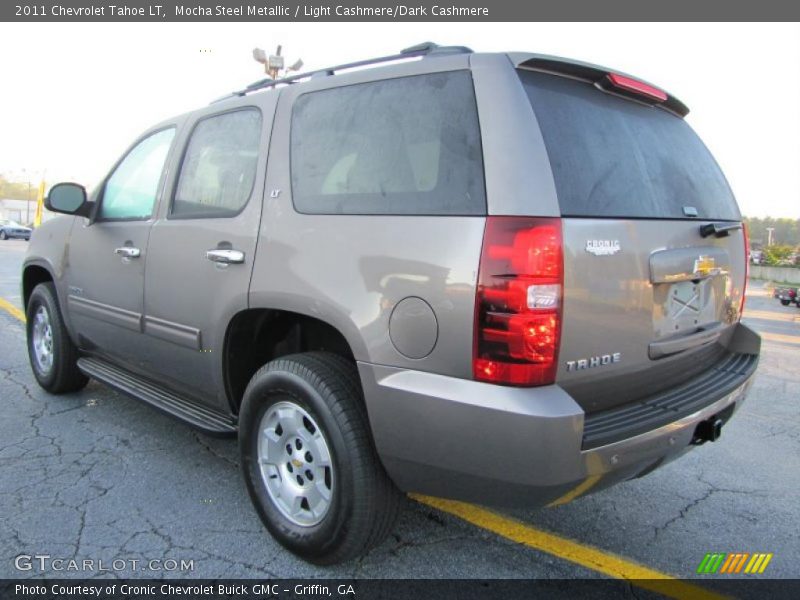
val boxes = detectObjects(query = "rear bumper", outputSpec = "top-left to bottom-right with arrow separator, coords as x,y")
359,323 -> 760,507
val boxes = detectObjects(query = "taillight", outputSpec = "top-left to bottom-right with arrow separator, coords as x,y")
605,73 -> 668,103
473,217 -> 563,386
740,222 -> 749,318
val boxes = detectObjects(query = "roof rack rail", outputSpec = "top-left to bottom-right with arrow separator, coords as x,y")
213,42 -> 472,103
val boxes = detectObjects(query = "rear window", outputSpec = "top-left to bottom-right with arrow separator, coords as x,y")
290,71 -> 485,215
518,70 -> 740,220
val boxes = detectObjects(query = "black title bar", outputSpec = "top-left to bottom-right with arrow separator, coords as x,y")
4,0 -> 800,21
3,579 -> 800,600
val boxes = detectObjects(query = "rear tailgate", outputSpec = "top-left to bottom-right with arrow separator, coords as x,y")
518,69 -> 748,415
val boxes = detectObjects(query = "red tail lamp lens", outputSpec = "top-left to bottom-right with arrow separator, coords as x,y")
473,217 -> 563,386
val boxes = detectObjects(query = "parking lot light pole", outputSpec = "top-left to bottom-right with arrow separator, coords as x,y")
26,181 -> 31,224
252,44 -> 303,80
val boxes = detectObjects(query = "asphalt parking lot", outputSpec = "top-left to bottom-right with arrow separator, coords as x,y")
0,238 -> 798,585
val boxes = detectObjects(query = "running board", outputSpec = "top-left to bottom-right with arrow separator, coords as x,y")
77,357 -> 237,436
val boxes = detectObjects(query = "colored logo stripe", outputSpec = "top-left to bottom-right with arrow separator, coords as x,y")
745,553 -> 773,574
698,553 -> 773,574
719,553 -> 748,573
697,554 -> 725,574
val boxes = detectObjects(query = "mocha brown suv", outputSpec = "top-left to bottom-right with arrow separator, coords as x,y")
23,43 -> 759,564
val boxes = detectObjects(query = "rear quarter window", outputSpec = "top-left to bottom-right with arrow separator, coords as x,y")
290,71 -> 486,215
519,70 -> 740,221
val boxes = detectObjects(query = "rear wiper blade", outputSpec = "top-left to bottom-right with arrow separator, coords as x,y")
699,222 -> 742,238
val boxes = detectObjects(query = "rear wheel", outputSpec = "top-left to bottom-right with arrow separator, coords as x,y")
239,352 -> 401,564
780,299 -> 791,306
26,282 -> 89,393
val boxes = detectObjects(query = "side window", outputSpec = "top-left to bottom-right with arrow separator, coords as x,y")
99,128 -> 175,220
290,71 -> 486,215
172,109 -> 262,218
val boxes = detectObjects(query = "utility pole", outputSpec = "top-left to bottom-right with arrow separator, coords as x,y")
766,227 -> 775,246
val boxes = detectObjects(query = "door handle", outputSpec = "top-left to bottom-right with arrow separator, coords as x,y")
206,249 -> 245,264
114,247 -> 141,258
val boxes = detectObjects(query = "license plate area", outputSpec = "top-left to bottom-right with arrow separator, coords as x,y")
653,279 -> 721,338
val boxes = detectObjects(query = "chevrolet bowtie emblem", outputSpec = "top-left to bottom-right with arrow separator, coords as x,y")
693,255 -> 716,277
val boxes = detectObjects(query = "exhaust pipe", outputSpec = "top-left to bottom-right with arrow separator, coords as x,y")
692,417 -> 723,445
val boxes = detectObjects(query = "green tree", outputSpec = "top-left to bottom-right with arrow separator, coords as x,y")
762,244 -> 796,266
743,216 -> 800,248
0,174 -> 38,201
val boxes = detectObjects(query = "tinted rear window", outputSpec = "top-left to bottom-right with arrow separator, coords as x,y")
519,70 -> 739,220
290,71 -> 485,215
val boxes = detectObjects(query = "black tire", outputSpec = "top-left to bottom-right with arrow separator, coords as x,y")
239,351 -> 401,564
780,299 -> 791,306
0,231 -> 7,240
26,282 -> 89,394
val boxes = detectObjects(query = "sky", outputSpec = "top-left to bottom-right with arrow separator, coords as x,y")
0,22 -> 798,218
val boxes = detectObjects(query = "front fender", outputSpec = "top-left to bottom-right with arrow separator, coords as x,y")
22,216 -> 78,334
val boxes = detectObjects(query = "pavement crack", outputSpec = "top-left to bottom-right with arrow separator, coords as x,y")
2,370 -> 37,403
387,533 -> 473,557
652,472 -> 768,540
191,431 -> 238,468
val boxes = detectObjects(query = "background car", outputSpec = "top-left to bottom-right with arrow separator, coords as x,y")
774,285 -> 800,307
0,219 -> 32,240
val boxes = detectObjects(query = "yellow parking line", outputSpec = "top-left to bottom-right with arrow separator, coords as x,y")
760,331 -> 800,346
546,474 -> 602,507
0,297 -> 25,323
412,494 -> 730,600
743,309 -> 797,323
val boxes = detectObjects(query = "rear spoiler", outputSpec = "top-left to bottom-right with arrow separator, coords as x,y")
509,53 -> 689,118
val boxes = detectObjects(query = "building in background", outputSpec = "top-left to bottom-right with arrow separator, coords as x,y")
0,198 -> 55,226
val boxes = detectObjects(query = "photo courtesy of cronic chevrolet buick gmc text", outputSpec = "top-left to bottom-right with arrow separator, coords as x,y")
22,43 -> 760,564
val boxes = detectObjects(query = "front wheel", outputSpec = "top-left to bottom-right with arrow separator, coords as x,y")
26,282 -> 89,393
239,352 -> 401,564
0,231 -> 7,240
780,299 -> 791,306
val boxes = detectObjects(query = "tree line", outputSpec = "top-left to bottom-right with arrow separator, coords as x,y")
743,217 -> 800,248
0,175 -> 38,202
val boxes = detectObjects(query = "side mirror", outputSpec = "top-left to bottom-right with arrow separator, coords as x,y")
46,183 -> 93,218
